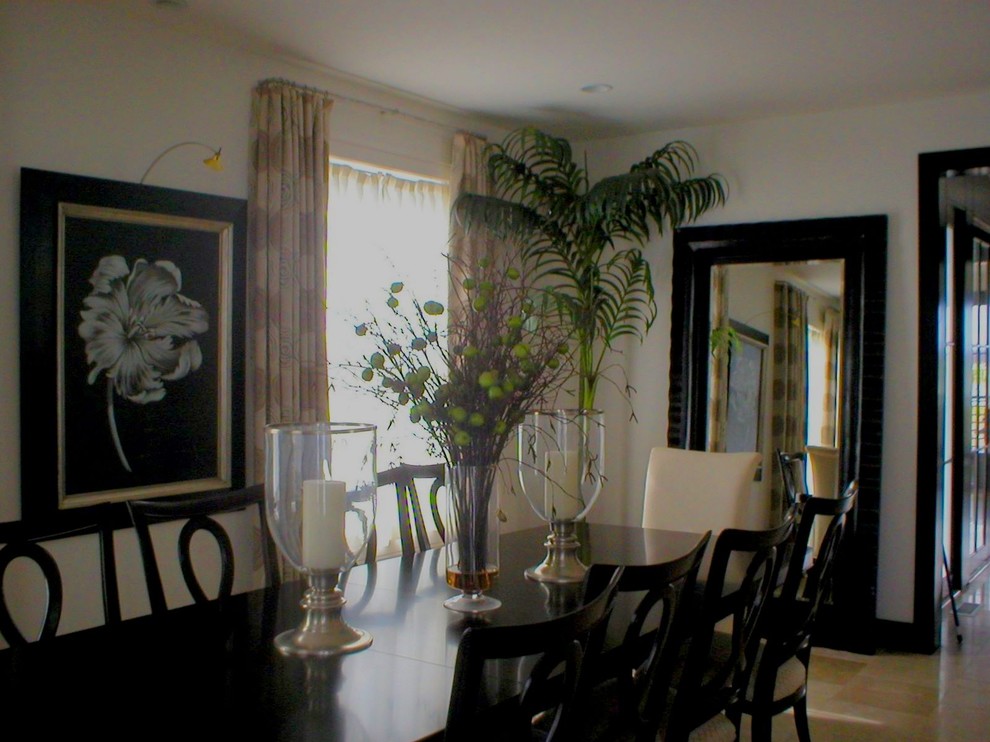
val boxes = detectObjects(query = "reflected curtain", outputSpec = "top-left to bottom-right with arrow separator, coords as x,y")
448,132 -> 490,329
249,79 -> 333,482
707,266 -> 730,452
771,281 -> 808,519
820,306 -> 841,446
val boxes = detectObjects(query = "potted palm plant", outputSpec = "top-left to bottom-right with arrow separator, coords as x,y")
453,127 -> 727,411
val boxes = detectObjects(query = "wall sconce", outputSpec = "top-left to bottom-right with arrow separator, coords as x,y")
140,141 -> 223,184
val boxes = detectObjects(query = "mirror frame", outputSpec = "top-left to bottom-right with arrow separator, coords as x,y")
668,215 -> 887,653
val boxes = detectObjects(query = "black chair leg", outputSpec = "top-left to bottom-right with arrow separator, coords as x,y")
794,696 -> 812,742
751,713 -> 773,742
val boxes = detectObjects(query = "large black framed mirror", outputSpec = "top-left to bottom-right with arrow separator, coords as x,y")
668,216 -> 887,653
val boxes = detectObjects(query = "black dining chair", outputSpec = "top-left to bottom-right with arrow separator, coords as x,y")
368,462 -> 445,561
581,531 -> 712,742
444,567 -> 624,741
127,484 -> 279,615
733,481 -> 858,742
775,449 -> 810,512
0,511 -> 121,646
665,518 -> 794,742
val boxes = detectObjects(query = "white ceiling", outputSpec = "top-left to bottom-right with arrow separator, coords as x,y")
139,0 -> 990,139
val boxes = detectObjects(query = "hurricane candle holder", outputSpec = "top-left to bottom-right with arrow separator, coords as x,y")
265,422 -> 377,657
517,409 -> 604,583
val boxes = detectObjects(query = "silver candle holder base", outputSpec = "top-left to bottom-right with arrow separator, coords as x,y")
524,520 -> 588,583
274,571 -> 372,658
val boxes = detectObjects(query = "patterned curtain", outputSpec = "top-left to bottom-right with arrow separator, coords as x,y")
771,281 -> 808,519
249,79 -> 333,482
448,132 -> 489,328
707,266 -> 730,452
820,306 -> 841,446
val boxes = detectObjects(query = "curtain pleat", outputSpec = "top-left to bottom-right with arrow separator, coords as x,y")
448,132 -> 490,328
707,266 -> 730,452
249,80 -> 332,482
820,306 -> 841,446
771,281 -> 808,519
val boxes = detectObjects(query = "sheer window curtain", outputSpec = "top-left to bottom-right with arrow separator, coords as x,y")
771,281 -> 809,519
249,79 -> 332,482
326,164 -> 450,557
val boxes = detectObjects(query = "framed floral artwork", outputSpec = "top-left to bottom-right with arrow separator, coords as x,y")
20,168 -> 246,519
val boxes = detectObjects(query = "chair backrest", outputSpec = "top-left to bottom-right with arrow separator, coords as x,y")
0,513 -> 120,646
127,485 -> 278,615
666,518 -> 794,741
370,463 -> 445,561
775,448 -> 809,510
805,445 -> 840,498
585,531 -> 712,741
445,567 -> 624,741
643,448 -> 764,535
769,481 -> 858,654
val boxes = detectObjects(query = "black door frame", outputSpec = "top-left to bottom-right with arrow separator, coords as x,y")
917,147 -> 990,654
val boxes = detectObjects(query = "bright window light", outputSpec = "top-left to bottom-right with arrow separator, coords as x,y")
326,162 -> 450,470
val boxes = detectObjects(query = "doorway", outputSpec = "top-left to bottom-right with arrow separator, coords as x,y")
918,148 -> 990,653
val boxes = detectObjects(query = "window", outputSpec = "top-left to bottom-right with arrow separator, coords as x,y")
326,162 -> 450,470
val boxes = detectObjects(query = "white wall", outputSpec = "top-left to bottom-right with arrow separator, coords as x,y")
0,1 -> 507,636
580,90 -> 990,622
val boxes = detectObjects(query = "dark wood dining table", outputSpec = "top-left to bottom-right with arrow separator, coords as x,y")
0,524 -> 703,741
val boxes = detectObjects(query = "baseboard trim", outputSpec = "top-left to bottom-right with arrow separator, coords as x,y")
874,619 -> 937,654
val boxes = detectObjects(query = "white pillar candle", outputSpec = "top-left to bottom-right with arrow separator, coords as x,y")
544,451 -> 583,521
302,479 -> 348,570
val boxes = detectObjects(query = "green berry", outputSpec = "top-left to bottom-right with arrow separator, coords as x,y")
472,296 -> 488,311
354,323 -> 368,336
512,343 -> 530,359
390,281 -> 404,293
494,420 -> 508,434
478,256 -> 491,268
478,370 -> 498,388
450,407 -> 468,423
387,296 -> 399,309
360,368 -> 374,382
387,342 -> 401,356
411,337 -> 427,351
462,277 -> 476,290
469,412 -> 485,427
370,352 -> 385,369
548,357 -> 560,369
423,301 -> 444,316
463,345 -> 479,358
453,430 -> 472,446
506,267 -> 520,280
426,331 -> 438,343
398,392 -> 410,405
488,386 -> 505,400
557,342 -> 569,354
409,410 -> 422,423
507,316 -> 523,330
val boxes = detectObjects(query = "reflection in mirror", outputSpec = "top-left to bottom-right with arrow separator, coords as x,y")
668,216 -> 887,653
707,260 -> 844,517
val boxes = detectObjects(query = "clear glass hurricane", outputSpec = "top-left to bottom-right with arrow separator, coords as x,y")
265,422 -> 377,657
517,409 -> 604,582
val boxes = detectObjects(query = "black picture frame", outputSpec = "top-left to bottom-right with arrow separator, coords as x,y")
20,168 -> 246,522
724,319 -> 768,466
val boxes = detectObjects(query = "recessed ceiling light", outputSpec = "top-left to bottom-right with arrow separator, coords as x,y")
580,84 -> 614,94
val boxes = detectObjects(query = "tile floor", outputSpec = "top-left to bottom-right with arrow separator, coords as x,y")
740,571 -> 990,741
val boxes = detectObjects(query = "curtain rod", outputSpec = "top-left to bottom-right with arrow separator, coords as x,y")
256,77 -> 487,140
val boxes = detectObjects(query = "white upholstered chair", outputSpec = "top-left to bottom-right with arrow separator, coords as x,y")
642,447 -> 765,534
643,447 -> 764,588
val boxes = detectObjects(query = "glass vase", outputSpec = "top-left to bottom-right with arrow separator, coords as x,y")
265,422 -> 377,657
517,409 -> 605,582
443,463 -> 501,613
